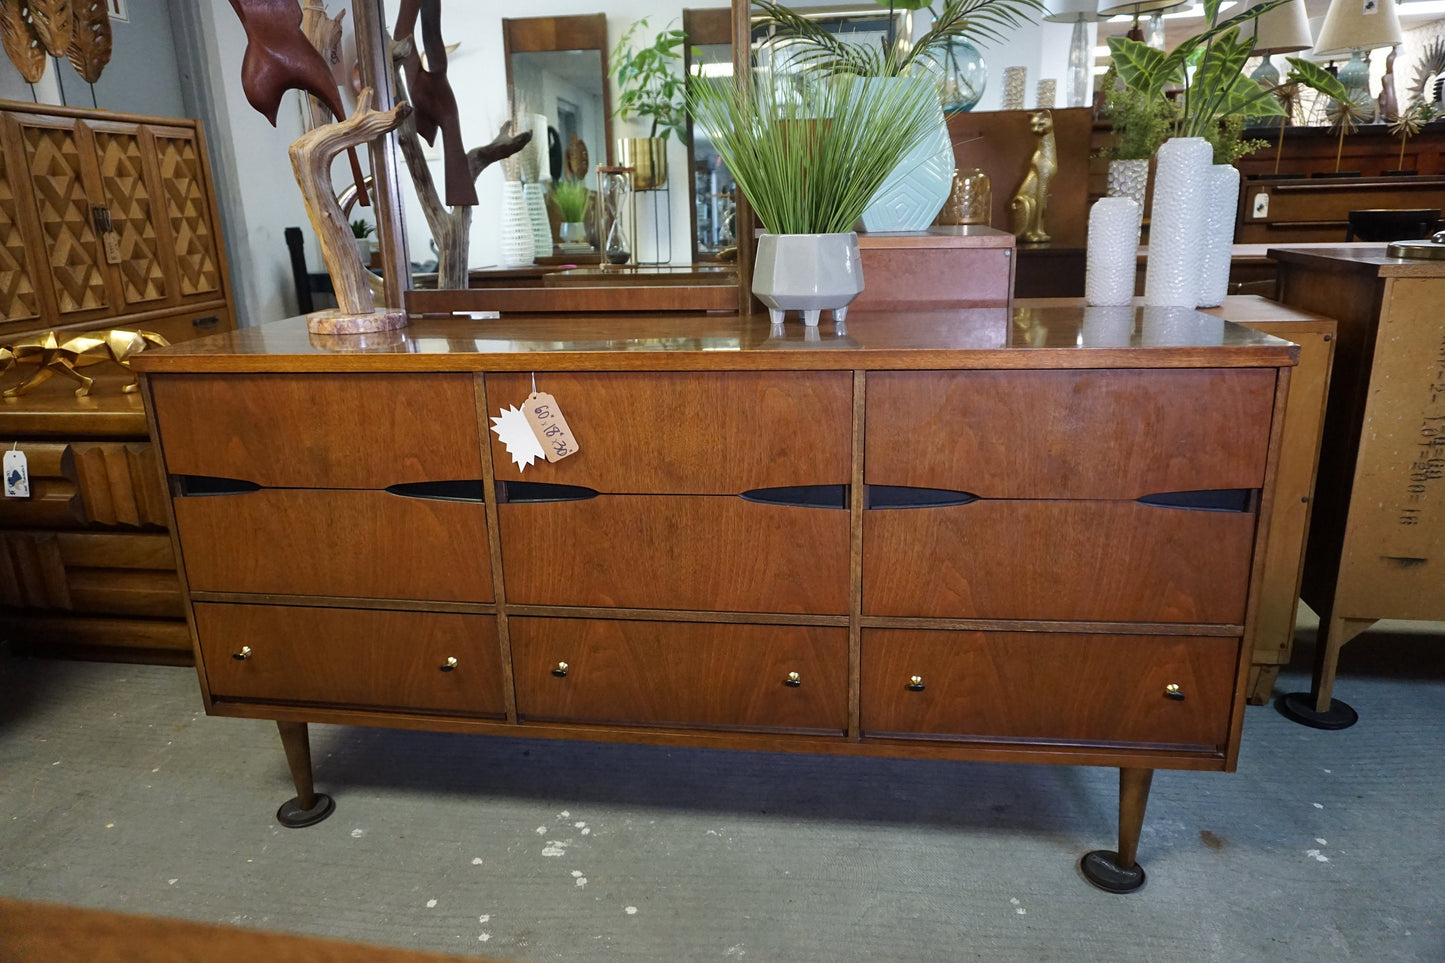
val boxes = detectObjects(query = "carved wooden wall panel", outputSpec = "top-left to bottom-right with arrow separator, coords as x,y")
0,532 -> 70,609
19,122 -> 110,316
0,145 -> 40,323
154,134 -> 220,298
68,442 -> 168,527
94,130 -> 167,307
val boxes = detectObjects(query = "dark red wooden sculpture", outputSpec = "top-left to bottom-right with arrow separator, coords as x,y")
228,0 -> 370,207
393,0 -> 476,208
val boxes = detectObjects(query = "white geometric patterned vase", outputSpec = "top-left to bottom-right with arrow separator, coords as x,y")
524,181 -> 552,260
499,180 -> 534,269
1106,158 -> 1149,215
1143,137 -> 1211,307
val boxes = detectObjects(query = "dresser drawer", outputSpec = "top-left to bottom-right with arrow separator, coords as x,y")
866,369 -> 1275,499
175,488 -> 492,602
861,629 -> 1238,749
151,373 -> 482,488
485,371 -> 852,493
864,499 -> 1255,623
512,617 -> 847,733
195,603 -> 504,715
500,495 -> 850,614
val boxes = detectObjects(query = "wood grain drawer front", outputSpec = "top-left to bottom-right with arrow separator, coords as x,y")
195,604 -> 504,715
866,369 -> 1275,499
150,373 -> 481,489
512,617 -> 848,733
500,496 -> 850,614
864,500 -> 1255,623
175,489 -> 491,602
486,371 -> 852,493
862,629 -> 1238,749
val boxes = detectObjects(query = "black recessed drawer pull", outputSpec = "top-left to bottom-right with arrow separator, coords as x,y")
175,475 -> 261,496
866,486 -> 979,509
386,480 -> 486,502
1137,489 -> 1254,513
497,482 -> 599,503
740,485 -> 848,509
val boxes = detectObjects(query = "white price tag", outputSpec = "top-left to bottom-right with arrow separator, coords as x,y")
4,448 -> 30,498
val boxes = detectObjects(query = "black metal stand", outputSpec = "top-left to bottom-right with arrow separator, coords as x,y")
276,792 -> 335,828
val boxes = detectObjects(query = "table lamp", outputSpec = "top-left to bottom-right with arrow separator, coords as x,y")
1243,0 -> 1313,85
1097,0 -> 1188,44
1046,0 -> 1108,108
1312,0 -> 1403,108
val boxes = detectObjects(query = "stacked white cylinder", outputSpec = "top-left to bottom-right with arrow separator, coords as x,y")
499,180 -> 534,268
1085,196 -> 1141,306
1195,163 -> 1242,308
1143,137 -> 1212,307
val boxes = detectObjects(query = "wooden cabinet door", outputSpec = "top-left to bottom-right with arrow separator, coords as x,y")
512,617 -> 848,733
89,123 -> 170,313
0,120 -> 43,328
862,629 -> 1238,750
147,127 -> 226,308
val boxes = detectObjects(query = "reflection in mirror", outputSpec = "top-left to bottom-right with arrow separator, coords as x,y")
683,8 -> 737,263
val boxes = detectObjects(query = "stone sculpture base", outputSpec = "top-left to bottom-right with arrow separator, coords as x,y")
305,308 -> 408,335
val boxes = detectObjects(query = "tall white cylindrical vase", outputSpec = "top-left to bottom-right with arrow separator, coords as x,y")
1196,163 -> 1242,308
1143,137 -> 1212,307
524,181 -> 552,260
1085,197 -> 1141,306
499,180 -> 534,269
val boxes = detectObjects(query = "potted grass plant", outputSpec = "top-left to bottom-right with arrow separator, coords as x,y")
687,69 -> 940,325
550,179 -> 592,247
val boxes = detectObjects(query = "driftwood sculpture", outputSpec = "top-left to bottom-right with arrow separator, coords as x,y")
300,0 -> 345,124
393,0 -> 476,208
228,0 -> 369,207
1010,110 -> 1056,243
289,87 -> 410,333
1,329 -> 169,397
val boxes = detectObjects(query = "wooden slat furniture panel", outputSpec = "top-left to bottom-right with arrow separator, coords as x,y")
151,373 -> 481,488
511,617 -> 848,733
196,603 -> 506,716
865,369 -> 1275,498
861,629 -> 1237,749
174,489 -> 492,602
499,495 -> 850,614
485,371 -> 852,492
863,499 -> 1257,623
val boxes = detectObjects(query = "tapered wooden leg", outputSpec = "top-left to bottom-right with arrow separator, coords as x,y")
1080,767 -> 1153,894
274,721 -> 335,828
1276,614 -> 1372,730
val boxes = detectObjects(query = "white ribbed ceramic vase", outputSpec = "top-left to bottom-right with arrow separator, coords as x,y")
499,181 -> 534,269
1143,137 -> 1212,307
1086,197 -> 1141,307
1106,159 -> 1149,216
523,182 -> 552,260
751,233 -> 864,326
1196,163 -> 1241,308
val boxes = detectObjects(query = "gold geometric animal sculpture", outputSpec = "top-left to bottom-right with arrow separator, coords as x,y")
0,329 -> 169,398
1009,110 -> 1057,244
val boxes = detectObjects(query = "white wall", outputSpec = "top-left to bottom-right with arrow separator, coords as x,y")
971,19 -> 1097,112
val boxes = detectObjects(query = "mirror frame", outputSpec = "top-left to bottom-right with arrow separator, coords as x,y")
682,7 -> 734,265
502,13 -> 615,174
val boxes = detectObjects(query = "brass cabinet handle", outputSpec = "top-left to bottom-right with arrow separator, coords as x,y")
440,657 -> 458,672
784,671 -> 801,688
906,675 -> 925,692
1165,683 -> 1184,701
232,645 -> 251,661
551,661 -> 569,678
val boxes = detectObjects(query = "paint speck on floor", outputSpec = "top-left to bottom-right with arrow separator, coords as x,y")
574,821 -> 586,828
535,826 -> 546,835
1323,768 -> 1332,773
351,829 -> 365,838
542,840 -> 570,857
151,768 -> 159,773
105,823 -> 114,829
51,761 -> 60,766
1313,803 -> 1324,809
581,827 -> 591,835
558,810 -> 570,819
706,830 -> 721,836
1305,849 -> 1331,863
576,877 -> 587,888
1016,907 -> 1027,915
426,899 -> 437,908
725,944 -> 745,957
1316,837 -> 1328,845
168,879 -> 178,885
478,933 -> 491,943
625,906 -> 638,915
478,915 -> 490,924
571,870 -> 583,878
471,857 -> 483,865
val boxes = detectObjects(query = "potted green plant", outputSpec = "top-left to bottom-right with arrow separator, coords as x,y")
687,69 -> 940,325
349,218 -> 374,264
550,178 -> 592,247
1096,67 -> 1175,213
609,18 -> 689,190
752,0 -> 1041,231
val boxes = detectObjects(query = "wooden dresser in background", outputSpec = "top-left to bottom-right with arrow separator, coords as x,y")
0,100 -> 236,665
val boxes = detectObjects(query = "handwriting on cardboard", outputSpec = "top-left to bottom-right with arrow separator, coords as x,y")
522,392 -> 579,463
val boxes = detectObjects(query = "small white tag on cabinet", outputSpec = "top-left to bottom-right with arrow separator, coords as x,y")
490,405 -> 546,471
4,448 -> 30,498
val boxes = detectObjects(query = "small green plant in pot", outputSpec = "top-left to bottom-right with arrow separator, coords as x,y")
550,179 -> 592,245
687,70 -> 940,326
349,218 -> 375,263
609,18 -> 689,189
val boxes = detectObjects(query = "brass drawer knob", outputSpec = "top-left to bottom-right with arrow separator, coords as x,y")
232,645 -> 251,661
440,657 -> 458,672
906,675 -> 925,692
552,661 -> 569,678
1165,683 -> 1184,701
784,671 -> 801,688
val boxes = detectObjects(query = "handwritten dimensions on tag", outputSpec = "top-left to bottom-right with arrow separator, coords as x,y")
522,392 -> 580,463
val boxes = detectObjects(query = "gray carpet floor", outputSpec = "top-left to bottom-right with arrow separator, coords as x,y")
2,614 -> 1442,962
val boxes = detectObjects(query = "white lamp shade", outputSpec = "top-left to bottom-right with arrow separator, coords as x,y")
1045,0 -> 1107,22
1313,0 -> 1403,58
1243,0 -> 1313,55
1097,0 -> 1189,17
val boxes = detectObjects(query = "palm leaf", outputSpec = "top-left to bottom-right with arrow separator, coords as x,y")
66,0 -> 111,85
27,0 -> 71,57
0,0 -> 45,83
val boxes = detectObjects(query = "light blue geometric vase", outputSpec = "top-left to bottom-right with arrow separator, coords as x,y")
861,86 -> 953,233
